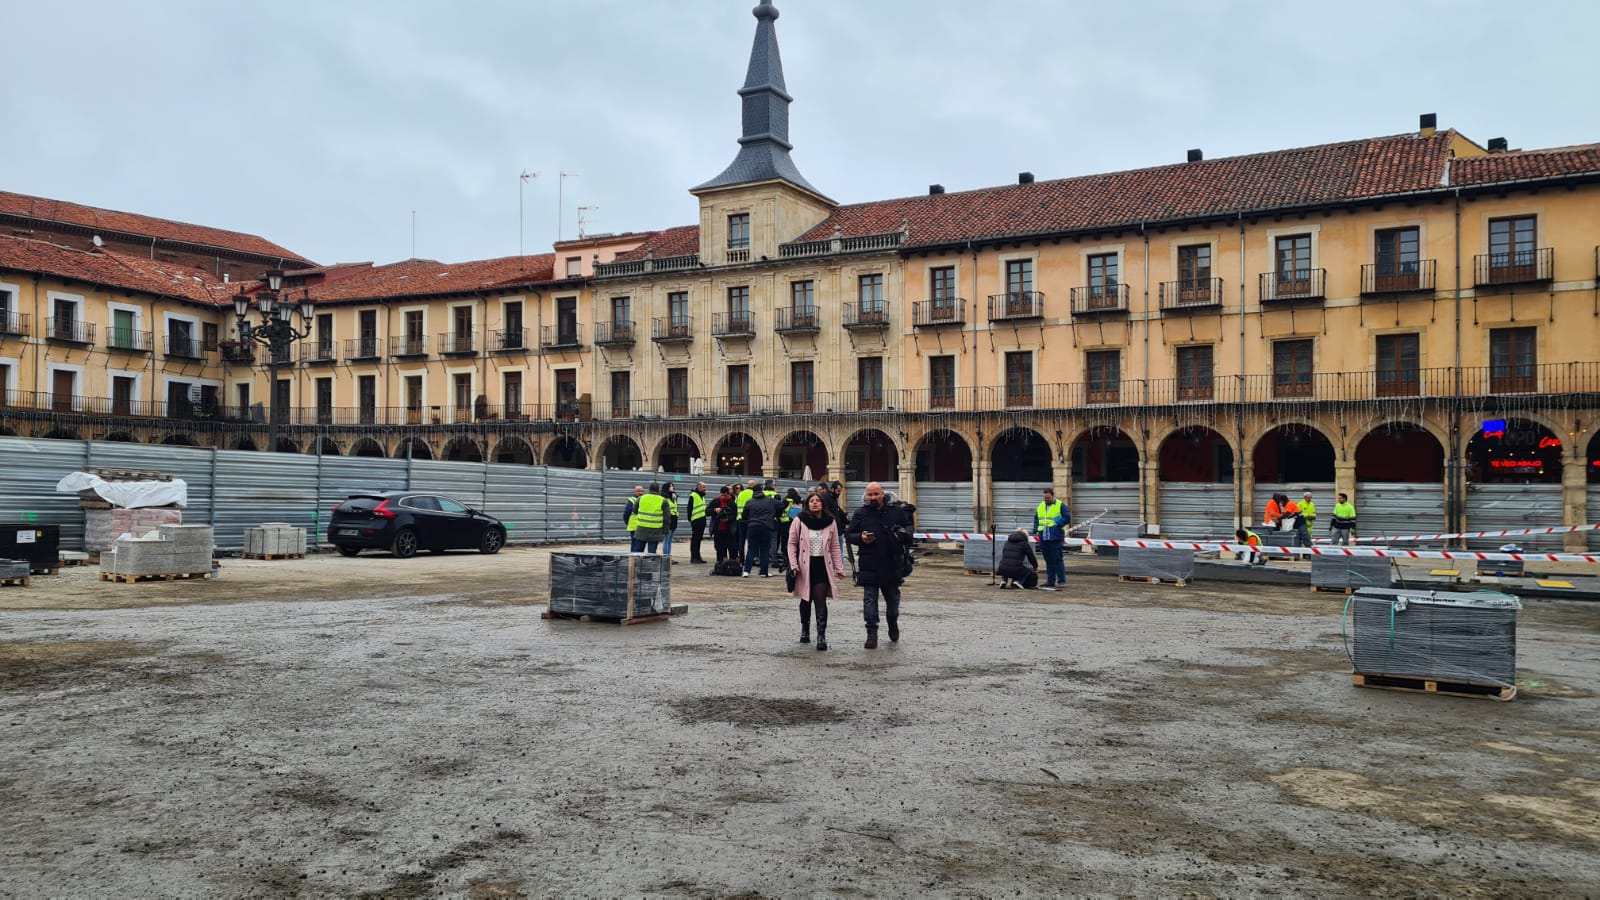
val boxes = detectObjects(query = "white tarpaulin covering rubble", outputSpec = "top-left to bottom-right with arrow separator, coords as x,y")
56,472 -> 188,508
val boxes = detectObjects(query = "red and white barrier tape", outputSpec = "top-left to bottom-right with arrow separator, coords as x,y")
1334,523 -> 1600,544
913,532 -> 1600,564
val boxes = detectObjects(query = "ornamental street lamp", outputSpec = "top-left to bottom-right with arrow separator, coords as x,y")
234,269 -> 314,453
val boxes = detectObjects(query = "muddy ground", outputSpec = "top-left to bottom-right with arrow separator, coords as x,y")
1,546 -> 1597,897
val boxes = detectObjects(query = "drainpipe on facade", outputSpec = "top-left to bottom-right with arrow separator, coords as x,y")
969,241 -> 982,535
30,275 -> 41,399
1237,215 -> 1248,528
384,304 -> 393,432
532,289 -> 543,423
147,295 -> 157,419
1450,188 -> 1464,543
1141,223 -> 1151,529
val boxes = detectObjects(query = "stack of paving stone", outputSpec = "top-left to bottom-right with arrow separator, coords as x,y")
84,507 -> 183,554
1311,554 -> 1392,590
1088,523 -> 1141,558
548,551 -> 670,619
962,538 -> 1004,573
244,523 -> 307,557
0,558 -> 30,580
106,525 -> 215,578
1119,546 -> 1195,582
1351,587 -> 1519,686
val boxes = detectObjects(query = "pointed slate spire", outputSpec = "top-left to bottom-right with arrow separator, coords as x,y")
693,1 -> 828,199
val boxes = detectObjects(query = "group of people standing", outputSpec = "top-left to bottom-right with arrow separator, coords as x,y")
1234,490 -> 1359,564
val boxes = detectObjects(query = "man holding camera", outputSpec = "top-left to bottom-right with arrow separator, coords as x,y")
844,481 -> 914,649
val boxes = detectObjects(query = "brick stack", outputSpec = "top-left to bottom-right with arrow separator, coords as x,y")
106,525 -> 215,577
85,507 -> 183,554
244,523 -> 307,557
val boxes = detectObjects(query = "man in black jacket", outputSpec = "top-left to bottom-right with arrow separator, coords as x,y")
844,481 -> 912,649
741,488 -> 781,578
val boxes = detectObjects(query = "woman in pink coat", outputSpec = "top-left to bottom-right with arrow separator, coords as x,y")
787,492 -> 847,651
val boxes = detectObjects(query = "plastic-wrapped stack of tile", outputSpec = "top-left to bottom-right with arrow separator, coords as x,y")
245,523 -> 307,557
962,539 -> 1003,573
1119,547 -> 1195,581
1089,523 -> 1140,557
85,507 -> 183,553
0,558 -> 30,580
1311,555 -> 1392,589
106,525 -> 215,577
549,551 -> 670,619
1351,588 -> 1519,686
1260,530 -> 1299,547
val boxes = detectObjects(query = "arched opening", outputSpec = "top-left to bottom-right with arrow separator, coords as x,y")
160,433 -> 198,447
596,435 -> 639,470
1465,417 -> 1564,549
395,437 -> 433,460
315,437 -> 341,456
1157,427 -> 1234,538
41,428 -> 81,441
231,436 -> 259,451
546,436 -> 589,469
990,428 -> 1051,482
493,436 -> 535,465
714,433 -> 763,476
1071,427 -> 1140,524
443,436 -> 484,462
350,437 -> 385,458
843,429 -> 897,484
913,429 -> 974,531
101,432 -> 138,443
273,437 -> 299,453
655,433 -> 702,474
1354,422 -> 1446,541
1252,425 -> 1335,484
775,431 -> 827,480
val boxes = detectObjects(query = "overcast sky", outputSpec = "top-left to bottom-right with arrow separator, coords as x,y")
6,1 -> 1597,267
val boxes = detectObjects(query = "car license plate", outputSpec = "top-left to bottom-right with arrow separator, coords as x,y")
338,528 -> 360,536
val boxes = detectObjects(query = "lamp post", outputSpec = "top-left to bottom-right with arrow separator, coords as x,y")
234,269 -> 314,453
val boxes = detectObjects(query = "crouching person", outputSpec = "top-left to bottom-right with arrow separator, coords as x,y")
997,529 -> 1039,589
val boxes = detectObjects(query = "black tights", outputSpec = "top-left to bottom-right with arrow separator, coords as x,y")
801,557 -> 831,635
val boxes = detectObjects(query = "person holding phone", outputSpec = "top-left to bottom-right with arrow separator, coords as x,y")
844,481 -> 913,649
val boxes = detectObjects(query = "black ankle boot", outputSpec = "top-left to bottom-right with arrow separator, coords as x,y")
816,627 -> 827,651
887,619 -> 899,643
799,600 -> 812,643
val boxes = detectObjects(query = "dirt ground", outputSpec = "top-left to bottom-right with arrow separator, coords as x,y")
1,545 -> 1597,897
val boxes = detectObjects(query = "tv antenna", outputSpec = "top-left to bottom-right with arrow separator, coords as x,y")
519,170 -> 539,257
576,205 -> 600,239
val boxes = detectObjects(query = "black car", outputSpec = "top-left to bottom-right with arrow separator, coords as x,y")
327,491 -> 506,558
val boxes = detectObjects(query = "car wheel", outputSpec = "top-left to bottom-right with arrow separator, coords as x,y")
481,528 -> 505,555
392,527 -> 419,559
336,546 -> 361,558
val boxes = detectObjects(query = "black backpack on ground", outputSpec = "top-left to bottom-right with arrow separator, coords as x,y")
713,559 -> 743,576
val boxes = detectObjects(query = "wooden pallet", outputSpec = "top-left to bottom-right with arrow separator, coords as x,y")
964,569 -> 994,576
1352,672 -> 1516,702
0,575 -> 31,588
1310,585 -> 1355,595
99,571 -> 212,584
57,553 -> 94,567
542,609 -> 671,626
1118,574 -> 1188,587
240,552 -> 306,560
31,567 -> 60,577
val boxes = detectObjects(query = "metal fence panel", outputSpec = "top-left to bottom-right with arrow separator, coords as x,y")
1072,482 -> 1141,527
483,463 -> 549,544
543,467 -> 607,543
89,441 -> 218,536
408,459 -> 488,510
0,437 -> 88,548
1465,483 -> 1564,549
212,451 -> 320,551
1158,482 -> 1235,539
914,482 -> 973,533
1355,483 -> 1445,544
992,482 -> 1053,534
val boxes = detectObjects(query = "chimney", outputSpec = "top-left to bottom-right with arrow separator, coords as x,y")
1488,137 -> 1508,152
1419,113 -> 1437,137
1018,172 -> 1034,185
1186,148 -> 1203,163
929,184 -> 945,195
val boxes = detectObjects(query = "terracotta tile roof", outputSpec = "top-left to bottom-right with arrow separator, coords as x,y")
0,234 -> 235,306
305,255 -> 556,302
610,225 -> 701,262
1448,144 -> 1600,186
798,132 -> 1462,248
0,190 -> 313,264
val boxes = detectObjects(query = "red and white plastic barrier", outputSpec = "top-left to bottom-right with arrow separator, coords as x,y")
1334,523 -> 1600,544
913,532 -> 1600,565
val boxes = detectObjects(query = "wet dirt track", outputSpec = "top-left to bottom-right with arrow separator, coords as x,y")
2,547 -> 1598,897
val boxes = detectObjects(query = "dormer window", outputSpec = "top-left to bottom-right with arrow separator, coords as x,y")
728,213 -> 751,250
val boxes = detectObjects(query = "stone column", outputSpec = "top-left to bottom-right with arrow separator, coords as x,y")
1334,459 -> 1357,503
1238,463 -> 1256,530
1563,452 -> 1588,552
1141,460 -> 1161,536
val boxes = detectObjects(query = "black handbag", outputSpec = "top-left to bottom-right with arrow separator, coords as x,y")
785,567 -> 799,592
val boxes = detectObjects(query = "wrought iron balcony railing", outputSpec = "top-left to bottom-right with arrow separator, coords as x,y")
107,329 -> 153,353
344,336 -> 382,361
0,311 -> 27,337
651,317 -> 693,342
1361,259 -> 1437,296
774,308 -> 820,334
593,320 -> 635,346
303,341 -> 338,365
988,291 -> 1045,321
842,302 -> 890,329
912,299 -> 965,327
540,324 -> 585,350
712,312 -> 755,338
493,328 -> 527,352
1159,278 -> 1224,312
1069,283 -> 1130,315
389,335 -> 428,358
165,335 -> 203,360
1474,248 -> 1553,287
438,332 -> 477,355
46,317 -> 94,345
1259,268 -> 1326,303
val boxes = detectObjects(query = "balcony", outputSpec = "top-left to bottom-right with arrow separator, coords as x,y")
594,320 -> 635,346
593,252 -> 701,277
390,335 -> 428,359
107,329 -> 153,354
726,247 -> 750,264
986,291 -> 1043,321
1259,268 -> 1326,303
842,302 -> 890,330
540,324 -> 585,351
46,317 -> 95,346
1361,260 -> 1437,296
438,332 -> 477,356
265,347 -> 295,368
774,308 -> 820,334
303,341 -> 338,365
345,337 -> 382,361
1069,283 -> 1130,316
1474,248 -> 1553,287
651,316 -> 693,343
0,311 -> 26,338
912,299 -> 965,327
1004,388 -> 1034,408
493,328 -> 528,352
1159,278 -> 1224,312
165,335 -> 203,360
712,312 -> 755,339
220,340 -> 255,364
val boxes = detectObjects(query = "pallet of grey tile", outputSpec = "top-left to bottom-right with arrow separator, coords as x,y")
962,539 -> 1004,573
1260,530 -> 1299,547
1351,589 -> 1518,686
549,551 -> 671,619
1119,547 -> 1195,582
0,559 -> 30,579
1311,555 -> 1393,589
1089,523 -> 1140,557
